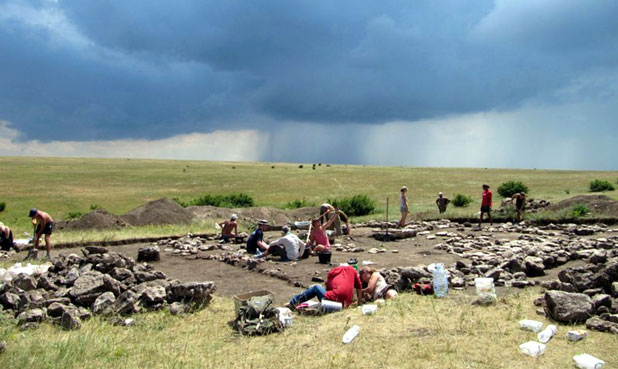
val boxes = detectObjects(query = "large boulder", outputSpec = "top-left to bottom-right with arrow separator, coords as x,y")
0,292 -> 24,311
12,273 -> 38,291
586,316 -> 618,335
92,292 -> 116,315
141,286 -> 166,306
545,291 -> 594,323
70,271 -> 106,299
17,308 -> 46,325
60,310 -> 82,330
523,256 -> 545,277
113,290 -> 140,315
137,246 -> 160,262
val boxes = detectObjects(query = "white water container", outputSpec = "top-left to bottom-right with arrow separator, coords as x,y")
320,300 -> 342,313
573,354 -> 605,369
519,319 -> 544,332
342,325 -> 360,344
361,304 -> 378,315
537,325 -> 557,343
519,341 -> 546,357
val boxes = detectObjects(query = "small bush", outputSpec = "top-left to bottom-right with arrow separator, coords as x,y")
176,193 -> 255,208
328,194 -> 375,216
284,198 -> 312,209
497,181 -> 529,198
564,189 -> 570,195
298,165 -> 303,169
452,194 -> 472,207
90,203 -> 102,211
589,179 -> 615,192
570,204 -> 588,217
0,202 -> 5,212
66,211 -> 83,220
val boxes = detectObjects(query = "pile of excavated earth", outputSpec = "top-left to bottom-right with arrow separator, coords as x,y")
0,246 -> 215,330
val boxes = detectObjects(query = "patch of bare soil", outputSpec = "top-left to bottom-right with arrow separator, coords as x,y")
549,195 -> 618,216
188,205 -> 319,226
56,209 -> 129,231
122,198 -> 193,226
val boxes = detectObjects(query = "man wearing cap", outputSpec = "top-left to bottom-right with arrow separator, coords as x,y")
479,185 -> 493,227
0,222 -> 15,252
246,219 -> 269,255
29,208 -> 54,259
258,226 -> 306,261
218,214 -> 239,243
435,192 -> 450,214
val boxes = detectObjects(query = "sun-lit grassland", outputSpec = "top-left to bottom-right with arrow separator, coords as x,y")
1,156 -> 617,239
1,288 -> 616,369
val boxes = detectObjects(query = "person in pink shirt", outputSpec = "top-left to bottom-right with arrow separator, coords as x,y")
306,210 -> 339,254
479,184 -> 493,227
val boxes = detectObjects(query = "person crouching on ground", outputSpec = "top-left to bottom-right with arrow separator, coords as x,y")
358,267 -> 397,301
306,212 -> 339,254
287,265 -> 362,309
399,186 -> 409,227
28,208 -> 54,260
258,226 -> 307,261
0,222 -> 15,252
479,184 -> 493,227
218,214 -> 238,243
246,219 -> 270,256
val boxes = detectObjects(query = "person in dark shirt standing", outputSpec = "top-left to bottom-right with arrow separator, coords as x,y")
435,192 -> 450,214
479,185 -> 493,227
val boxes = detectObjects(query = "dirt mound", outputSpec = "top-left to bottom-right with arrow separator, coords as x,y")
122,198 -> 194,226
549,195 -> 618,216
188,206 -> 319,226
57,209 -> 129,231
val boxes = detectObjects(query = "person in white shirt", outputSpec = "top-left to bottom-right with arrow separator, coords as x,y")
259,226 -> 306,261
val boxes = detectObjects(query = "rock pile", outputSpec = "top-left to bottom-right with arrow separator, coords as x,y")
0,246 -> 216,330
157,235 -> 233,257
497,198 -> 551,215
538,257 -> 618,334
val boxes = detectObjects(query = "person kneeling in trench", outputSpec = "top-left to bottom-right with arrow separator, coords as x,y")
358,266 -> 397,301
258,226 -> 307,261
287,265 -> 362,310
306,212 -> 339,255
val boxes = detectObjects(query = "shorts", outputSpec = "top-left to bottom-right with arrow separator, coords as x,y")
400,206 -> 408,213
480,205 -> 491,214
36,222 -> 54,235
268,244 -> 287,259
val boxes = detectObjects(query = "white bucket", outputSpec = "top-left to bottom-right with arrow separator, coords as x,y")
320,299 -> 342,313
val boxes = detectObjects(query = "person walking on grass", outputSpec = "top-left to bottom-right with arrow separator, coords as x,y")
28,208 -> 54,260
435,192 -> 450,214
399,186 -> 409,227
512,192 -> 526,223
479,185 -> 493,227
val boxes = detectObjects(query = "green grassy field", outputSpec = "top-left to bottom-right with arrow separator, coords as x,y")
1,288 -> 616,369
1,156 -> 617,240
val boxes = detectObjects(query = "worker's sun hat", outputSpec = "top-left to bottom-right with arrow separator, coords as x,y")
231,214 -> 238,220
258,219 -> 269,225
401,186 -> 408,191
28,208 -> 37,218
438,192 -> 443,196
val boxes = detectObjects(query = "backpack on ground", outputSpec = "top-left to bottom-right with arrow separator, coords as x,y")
234,295 -> 283,336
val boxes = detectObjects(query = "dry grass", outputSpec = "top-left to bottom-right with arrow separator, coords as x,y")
1,288 -> 616,369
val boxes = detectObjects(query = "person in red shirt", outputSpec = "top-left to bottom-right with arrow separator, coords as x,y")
479,184 -> 493,227
287,265 -> 362,308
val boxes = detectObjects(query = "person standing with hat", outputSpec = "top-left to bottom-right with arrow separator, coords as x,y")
436,192 -> 450,214
28,208 -> 54,259
246,219 -> 270,256
399,186 -> 409,227
479,185 -> 493,227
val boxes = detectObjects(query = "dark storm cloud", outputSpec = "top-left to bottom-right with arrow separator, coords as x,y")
1,0 -> 617,141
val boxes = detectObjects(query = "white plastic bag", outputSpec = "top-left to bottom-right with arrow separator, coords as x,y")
519,341 -> 546,357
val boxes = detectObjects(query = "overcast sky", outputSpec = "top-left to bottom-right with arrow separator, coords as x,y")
1,0 -> 616,169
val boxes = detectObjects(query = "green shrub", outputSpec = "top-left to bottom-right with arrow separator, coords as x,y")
284,198 -> 312,209
328,194 -> 375,216
452,194 -> 472,207
570,204 -> 588,217
0,202 -> 5,212
497,181 -> 529,198
90,203 -> 102,211
66,211 -> 83,220
176,193 -> 255,208
589,179 -> 615,192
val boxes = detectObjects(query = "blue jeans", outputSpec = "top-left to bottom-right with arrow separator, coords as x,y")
289,284 -> 326,306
